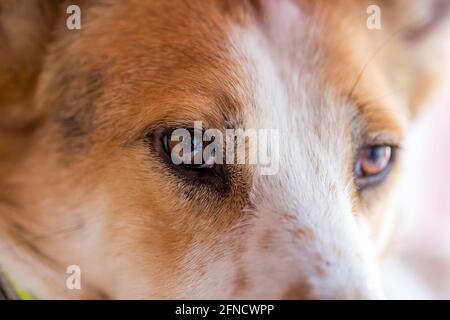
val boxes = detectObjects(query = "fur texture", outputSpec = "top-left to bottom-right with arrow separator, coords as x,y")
0,0 -> 449,299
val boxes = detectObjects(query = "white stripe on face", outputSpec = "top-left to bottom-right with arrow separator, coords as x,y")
222,0 -> 383,298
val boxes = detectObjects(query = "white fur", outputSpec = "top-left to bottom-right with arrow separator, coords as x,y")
182,0 -> 385,299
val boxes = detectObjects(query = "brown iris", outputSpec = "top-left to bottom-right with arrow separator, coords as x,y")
355,145 -> 395,188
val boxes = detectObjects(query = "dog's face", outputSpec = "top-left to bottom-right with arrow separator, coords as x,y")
0,0 -> 448,299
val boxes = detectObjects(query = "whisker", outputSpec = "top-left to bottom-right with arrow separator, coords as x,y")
345,12 -> 428,103
346,28 -> 404,102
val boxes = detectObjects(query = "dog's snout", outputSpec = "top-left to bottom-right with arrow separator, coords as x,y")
282,280 -> 313,300
281,278 -> 384,300
272,212 -> 385,300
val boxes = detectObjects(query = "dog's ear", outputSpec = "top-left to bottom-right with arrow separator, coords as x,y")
378,0 -> 450,115
0,1 -> 63,130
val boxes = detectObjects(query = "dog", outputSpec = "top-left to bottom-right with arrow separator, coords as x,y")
0,0 -> 449,299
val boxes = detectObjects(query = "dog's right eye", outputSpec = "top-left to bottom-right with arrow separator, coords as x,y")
161,129 -> 216,170
150,128 -> 228,192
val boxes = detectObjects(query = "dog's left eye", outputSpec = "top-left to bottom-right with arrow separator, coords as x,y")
355,145 -> 396,188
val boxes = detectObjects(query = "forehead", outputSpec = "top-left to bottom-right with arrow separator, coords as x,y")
239,0 -> 407,133
45,0 -> 407,148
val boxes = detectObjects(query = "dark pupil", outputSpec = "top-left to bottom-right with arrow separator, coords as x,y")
367,146 -> 385,164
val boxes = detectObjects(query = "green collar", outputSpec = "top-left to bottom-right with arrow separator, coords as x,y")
0,271 -> 34,300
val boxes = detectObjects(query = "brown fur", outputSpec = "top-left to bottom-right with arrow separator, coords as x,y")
0,0 -> 448,299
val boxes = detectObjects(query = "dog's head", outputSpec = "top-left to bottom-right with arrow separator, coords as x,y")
0,0 -> 448,299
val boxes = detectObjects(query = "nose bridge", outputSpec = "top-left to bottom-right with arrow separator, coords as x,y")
314,226 -> 383,299
281,201 -> 376,280
275,207 -> 384,299
249,112 -> 383,298
250,164 -> 383,298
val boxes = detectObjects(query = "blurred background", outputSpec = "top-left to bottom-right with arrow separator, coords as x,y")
383,57 -> 450,299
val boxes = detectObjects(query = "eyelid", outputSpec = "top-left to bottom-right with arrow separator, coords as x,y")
364,132 -> 403,150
